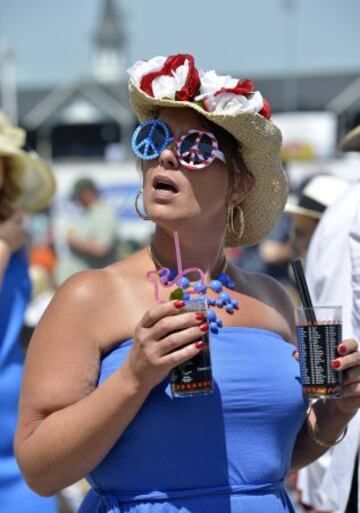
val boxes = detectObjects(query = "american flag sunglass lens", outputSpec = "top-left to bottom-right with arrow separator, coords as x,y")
178,131 -> 216,163
198,138 -> 213,159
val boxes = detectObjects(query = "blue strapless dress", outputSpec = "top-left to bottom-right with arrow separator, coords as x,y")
79,327 -> 307,513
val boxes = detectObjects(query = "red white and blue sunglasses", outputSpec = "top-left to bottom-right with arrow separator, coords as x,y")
131,119 -> 226,170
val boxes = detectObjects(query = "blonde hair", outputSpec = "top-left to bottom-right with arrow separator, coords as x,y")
0,157 -> 22,221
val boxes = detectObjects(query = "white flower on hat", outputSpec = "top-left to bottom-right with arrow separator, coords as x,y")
152,60 -> 189,100
196,70 -> 238,99
127,56 -> 167,87
196,69 -> 265,116
206,90 -> 264,115
127,54 -> 200,101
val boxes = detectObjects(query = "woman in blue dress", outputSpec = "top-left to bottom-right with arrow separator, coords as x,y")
0,112 -> 57,513
15,55 -> 360,513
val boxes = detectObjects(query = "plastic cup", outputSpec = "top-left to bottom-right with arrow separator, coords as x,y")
295,305 -> 343,399
170,297 -> 213,398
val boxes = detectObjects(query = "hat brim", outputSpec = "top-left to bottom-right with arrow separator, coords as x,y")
129,82 -> 288,246
340,125 -> 360,152
285,202 -> 321,220
1,148 -> 56,212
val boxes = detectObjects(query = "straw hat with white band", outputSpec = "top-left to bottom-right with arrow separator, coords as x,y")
285,175 -> 350,220
127,54 -> 288,247
0,112 -> 56,213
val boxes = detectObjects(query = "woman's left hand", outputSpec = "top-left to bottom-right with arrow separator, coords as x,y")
332,338 -> 360,414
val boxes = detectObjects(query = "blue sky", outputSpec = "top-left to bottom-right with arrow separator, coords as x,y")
1,0 -> 360,87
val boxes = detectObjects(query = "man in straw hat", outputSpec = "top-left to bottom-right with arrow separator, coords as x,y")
0,112 -> 57,513
296,126 -> 360,513
15,54 -> 360,513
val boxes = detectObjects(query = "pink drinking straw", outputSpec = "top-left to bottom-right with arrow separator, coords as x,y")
146,231 -> 206,303
174,231 -> 183,285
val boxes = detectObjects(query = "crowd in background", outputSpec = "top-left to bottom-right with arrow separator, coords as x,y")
1,109 -> 360,513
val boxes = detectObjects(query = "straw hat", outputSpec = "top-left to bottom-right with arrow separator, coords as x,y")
127,54 -> 287,246
340,124 -> 360,152
0,112 -> 56,212
285,174 -> 349,219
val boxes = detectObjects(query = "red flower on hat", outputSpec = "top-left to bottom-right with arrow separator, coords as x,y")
259,98 -> 272,120
213,79 -> 255,98
140,54 -> 200,101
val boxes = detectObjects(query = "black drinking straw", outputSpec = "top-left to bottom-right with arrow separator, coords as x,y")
291,259 -> 317,322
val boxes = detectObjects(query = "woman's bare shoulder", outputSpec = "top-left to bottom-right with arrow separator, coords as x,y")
232,266 -> 296,342
54,249 -> 147,306
49,268 -> 120,316
42,249 -> 150,350
251,272 -> 294,308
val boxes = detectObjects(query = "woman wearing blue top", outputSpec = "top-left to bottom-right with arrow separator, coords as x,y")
0,112 -> 56,512
15,55 -> 360,513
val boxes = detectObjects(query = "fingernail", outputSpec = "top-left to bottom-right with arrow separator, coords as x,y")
195,312 -> 206,321
174,300 -> 185,309
200,322 -> 209,332
331,359 -> 341,370
338,344 -> 346,355
195,341 -> 207,349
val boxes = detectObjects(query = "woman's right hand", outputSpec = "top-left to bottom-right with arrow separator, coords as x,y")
122,300 -> 209,392
0,210 -> 27,253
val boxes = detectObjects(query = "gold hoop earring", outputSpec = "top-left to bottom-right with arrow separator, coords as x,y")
227,203 -> 245,241
134,189 -> 150,221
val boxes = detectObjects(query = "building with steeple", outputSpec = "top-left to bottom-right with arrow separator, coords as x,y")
6,0 -> 360,161
92,0 -> 127,83
16,0 -> 133,161
12,2 -> 149,246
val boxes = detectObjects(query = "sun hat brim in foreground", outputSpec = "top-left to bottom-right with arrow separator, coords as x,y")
340,125 -> 360,152
2,147 -> 56,212
129,81 -> 288,247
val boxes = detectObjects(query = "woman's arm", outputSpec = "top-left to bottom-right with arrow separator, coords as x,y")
0,210 -> 27,287
291,338 -> 360,470
291,393 -> 356,470
15,270 -> 148,496
0,238 -> 11,287
257,274 -> 360,470
15,269 -> 207,496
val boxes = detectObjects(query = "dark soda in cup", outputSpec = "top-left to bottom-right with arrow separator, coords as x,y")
170,297 -> 213,398
295,306 -> 343,399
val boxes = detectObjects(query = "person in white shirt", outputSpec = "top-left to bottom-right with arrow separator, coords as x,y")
297,124 -> 360,513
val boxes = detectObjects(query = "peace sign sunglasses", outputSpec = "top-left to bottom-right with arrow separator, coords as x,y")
131,119 -> 226,170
